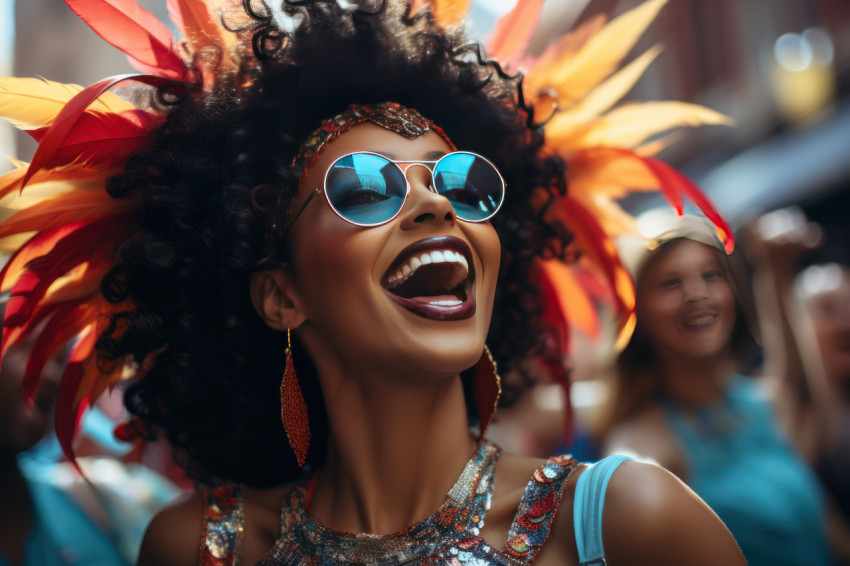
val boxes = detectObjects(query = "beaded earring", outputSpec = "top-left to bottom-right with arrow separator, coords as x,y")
473,345 -> 502,440
280,328 -> 310,466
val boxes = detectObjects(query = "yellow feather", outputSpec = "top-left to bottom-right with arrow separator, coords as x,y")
547,101 -> 732,152
525,0 -> 668,108
633,131 -> 683,156
0,186 -> 127,240
565,45 -> 663,120
576,101 -> 732,149
0,77 -> 135,130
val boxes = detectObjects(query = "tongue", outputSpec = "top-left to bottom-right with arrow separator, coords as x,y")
388,263 -> 463,300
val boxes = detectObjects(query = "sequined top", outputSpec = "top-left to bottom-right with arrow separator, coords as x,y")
199,441 -> 578,565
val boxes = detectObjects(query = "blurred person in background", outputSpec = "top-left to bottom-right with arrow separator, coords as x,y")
799,262 -> 850,544
0,301 -> 180,566
746,206 -> 850,563
598,213 -> 831,566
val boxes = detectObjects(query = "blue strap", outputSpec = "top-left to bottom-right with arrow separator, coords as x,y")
573,455 -> 632,566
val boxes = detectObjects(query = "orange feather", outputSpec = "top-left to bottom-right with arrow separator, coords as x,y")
486,0 -> 546,66
431,0 -> 472,27
0,192 -> 132,241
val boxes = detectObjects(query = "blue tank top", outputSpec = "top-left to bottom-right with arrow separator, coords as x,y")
661,375 -> 830,566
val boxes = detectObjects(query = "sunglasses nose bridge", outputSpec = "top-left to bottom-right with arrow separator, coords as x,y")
399,161 -> 434,191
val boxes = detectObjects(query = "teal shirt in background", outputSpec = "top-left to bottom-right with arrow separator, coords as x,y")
662,375 -> 830,566
3,475 -> 126,566
1,447 -> 182,566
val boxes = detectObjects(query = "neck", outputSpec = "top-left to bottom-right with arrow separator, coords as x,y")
659,353 -> 733,405
312,368 -> 477,535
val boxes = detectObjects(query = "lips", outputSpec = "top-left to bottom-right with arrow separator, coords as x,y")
681,310 -> 718,329
382,236 -> 476,321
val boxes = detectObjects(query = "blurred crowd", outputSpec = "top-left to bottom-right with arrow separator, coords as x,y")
494,207 -> 850,565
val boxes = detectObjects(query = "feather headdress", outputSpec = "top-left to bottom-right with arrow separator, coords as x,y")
0,0 -> 731,462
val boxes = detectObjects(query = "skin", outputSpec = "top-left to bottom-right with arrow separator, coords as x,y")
139,126 -> 744,565
606,240 -> 738,477
803,266 -> 850,390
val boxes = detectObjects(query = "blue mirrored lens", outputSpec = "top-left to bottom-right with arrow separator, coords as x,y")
433,153 -> 504,221
326,153 -> 407,225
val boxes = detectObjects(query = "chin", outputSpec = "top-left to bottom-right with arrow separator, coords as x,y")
398,339 -> 485,377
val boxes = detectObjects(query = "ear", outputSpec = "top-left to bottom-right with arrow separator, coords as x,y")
249,268 -> 308,331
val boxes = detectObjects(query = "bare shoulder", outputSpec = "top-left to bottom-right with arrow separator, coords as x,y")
137,490 -> 204,566
601,461 -> 745,566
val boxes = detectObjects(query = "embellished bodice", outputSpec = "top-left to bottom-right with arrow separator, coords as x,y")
200,442 -> 578,565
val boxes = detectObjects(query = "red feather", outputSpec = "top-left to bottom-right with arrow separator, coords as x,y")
486,0 -> 546,65
64,0 -> 185,79
4,217 -> 131,329
21,302 -> 89,404
25,110 -> 162,170
641,156 -> 735,253
561,196 -> 632,315
54,356 -> 89,468
602,148 -> 734,253
21,74 -> 169,188
0,223 -> 91,361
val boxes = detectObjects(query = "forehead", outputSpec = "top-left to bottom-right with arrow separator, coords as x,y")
300,123 -> 453,183
644,239 -> 724,277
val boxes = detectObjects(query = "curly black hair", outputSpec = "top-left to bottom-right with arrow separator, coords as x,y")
97,0 -> 571,487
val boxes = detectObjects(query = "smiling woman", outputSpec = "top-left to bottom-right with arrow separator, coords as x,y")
600,214 -> 831,566
0,0 -> 748,564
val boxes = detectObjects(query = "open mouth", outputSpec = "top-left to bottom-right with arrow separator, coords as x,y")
382,236 -> 476,321
681,311 -> 717,329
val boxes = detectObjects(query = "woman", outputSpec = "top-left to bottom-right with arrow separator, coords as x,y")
0,0 -> 744,564
600,214 -> 831,566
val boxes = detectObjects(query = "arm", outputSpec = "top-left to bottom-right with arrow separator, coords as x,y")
137,492 -> 203,566
743,216 -> 840,456
603,461 -> 745,566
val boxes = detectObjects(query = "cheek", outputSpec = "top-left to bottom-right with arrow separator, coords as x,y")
294,229 -> 379,308
716,284 -> 737,324
466,223 -> 500,284
638,291 -> 677,329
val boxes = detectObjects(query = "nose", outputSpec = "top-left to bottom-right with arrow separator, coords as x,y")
399,163 -> 456,227
683,278 -> 709,303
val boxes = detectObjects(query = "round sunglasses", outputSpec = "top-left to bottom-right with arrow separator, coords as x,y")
285,151 -> 505,229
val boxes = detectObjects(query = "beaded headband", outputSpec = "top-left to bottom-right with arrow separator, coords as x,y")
290,102 -> 457,178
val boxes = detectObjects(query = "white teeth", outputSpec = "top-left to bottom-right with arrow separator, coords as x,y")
429,299 -> 462,306
684,315 -> 715,328
385,249 -> 470,289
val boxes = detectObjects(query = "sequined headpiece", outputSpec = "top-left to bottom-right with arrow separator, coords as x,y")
291,102 -> 457,177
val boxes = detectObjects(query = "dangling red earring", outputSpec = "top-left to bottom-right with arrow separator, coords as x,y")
473,345 -> 502,440
280,328 -> 310,466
